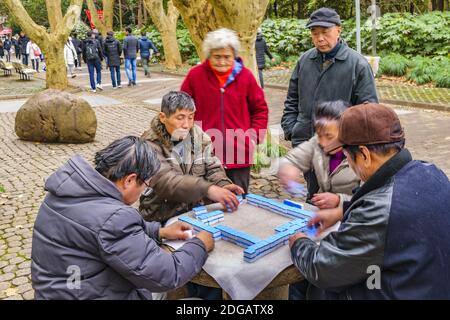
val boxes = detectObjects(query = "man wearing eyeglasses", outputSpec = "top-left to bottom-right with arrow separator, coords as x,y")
31,136 -> 214,299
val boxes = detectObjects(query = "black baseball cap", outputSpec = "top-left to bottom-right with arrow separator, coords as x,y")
306,8 -> 341,28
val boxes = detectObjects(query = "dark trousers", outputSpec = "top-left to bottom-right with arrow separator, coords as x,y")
87,60 -> 102,90
31,59 -> 39,71
76,54 -> 82,67
258,67 -> 264,89
225,167 -> 251,193
15,49 -> 20,59
5,50 -> 11,62
22,54 -> 29,66
109,66 -> 121,87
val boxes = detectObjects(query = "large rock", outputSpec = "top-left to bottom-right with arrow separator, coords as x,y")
15,89 -> 97,143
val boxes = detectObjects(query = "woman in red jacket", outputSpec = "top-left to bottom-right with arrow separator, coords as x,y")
181,28 -> 269,193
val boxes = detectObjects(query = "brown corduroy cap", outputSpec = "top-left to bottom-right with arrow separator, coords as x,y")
324,103 -> 405,153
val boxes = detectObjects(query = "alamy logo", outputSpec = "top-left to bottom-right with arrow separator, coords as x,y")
366,265 -> 381,290
67,265 -> 81,290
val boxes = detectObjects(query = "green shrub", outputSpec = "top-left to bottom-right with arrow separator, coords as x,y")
252,131 -> 288,173
407,56 -> 437,85
379,54 -> 411,77
432,58 -> 450,88
0,185 -> 5,193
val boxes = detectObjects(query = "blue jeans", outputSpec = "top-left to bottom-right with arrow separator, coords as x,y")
87,60 -> 102,90
125,58 -> 136,82
109,66 -> 121,87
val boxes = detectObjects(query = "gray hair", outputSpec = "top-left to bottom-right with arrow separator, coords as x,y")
161,91 -> 196,117
202,28 -> 240,58
95,136 -> 160,183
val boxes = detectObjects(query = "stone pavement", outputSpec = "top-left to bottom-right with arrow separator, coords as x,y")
0,68 -> 449,299
149,64 -> 450,110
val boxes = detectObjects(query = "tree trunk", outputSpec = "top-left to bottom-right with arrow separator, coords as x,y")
173,0 -> 269,77
86,0 -> 115,36
144,0 -> 182,69
44,43 -> 68,89
3,0 -> 82,90
173,0 -> 220,60
119,0 -> 123,30
138,0 -> 143,28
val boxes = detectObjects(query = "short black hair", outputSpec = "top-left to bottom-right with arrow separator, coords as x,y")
126,26 -> 132,34
95,136 -> 160,183
161,91 -> 196,117
345,140 -> 405,161
141,31 -> 146,37
314,100 -> 351,132
87,31 -> 93,37
107,31 -> 114,37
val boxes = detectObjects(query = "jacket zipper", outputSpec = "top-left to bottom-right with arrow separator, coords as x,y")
220,87 -> 226,168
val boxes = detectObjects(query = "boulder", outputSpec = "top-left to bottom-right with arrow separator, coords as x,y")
15,89 -> 97,143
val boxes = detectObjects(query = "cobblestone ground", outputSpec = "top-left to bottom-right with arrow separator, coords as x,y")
1,70 -> 449,300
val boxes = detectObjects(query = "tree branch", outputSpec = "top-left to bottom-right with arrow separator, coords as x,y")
86,0 -> 107,34
46,0 -> 63,32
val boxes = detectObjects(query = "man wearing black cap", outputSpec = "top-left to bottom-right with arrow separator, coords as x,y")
289,103 -> 450,299
281,8 -> 378,199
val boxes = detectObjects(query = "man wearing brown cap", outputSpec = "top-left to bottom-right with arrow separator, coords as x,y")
281,7 -> 378,200
289,103 -> 450,299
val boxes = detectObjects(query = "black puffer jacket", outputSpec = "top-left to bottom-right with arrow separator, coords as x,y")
103,35 -> 122,67
255,33 -> 273,69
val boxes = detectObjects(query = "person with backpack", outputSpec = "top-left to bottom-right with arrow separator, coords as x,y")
12,35 -> 20,60
83,31 -> 104,93
139,31 -> 160,78
123,26 -> 139,86
103,31 -> 122,89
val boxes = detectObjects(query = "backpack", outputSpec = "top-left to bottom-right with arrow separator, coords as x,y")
85,40 -> 99,61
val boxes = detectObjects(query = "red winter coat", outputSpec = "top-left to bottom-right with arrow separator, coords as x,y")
181,58 -> 269,169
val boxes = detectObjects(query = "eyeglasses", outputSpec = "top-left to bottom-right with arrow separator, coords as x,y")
141,178 -> 153,197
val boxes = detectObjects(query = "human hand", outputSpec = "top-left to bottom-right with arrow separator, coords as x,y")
195,231 -> 215,252
207,185 -> 239,211
307,207 -> 343,236
278,163 -> 301,189
289,232 -> 307,248
223,184 -> 245,195
312,192 -> 340,209
159,221 -> 192,241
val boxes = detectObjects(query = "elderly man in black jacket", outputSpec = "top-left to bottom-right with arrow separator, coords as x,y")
281,7 -> 378,199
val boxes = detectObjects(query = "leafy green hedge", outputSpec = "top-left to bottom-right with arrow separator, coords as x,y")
379,54 -> 450,88
261,12 -> 450,59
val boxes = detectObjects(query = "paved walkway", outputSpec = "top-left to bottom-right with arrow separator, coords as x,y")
0,67 -> 449,299
149,64 -> 450,110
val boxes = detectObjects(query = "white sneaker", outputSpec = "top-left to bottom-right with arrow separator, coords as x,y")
112,86 -> 118,90
96,84 -> 103,91
117,84 -> 122,88
91,89 -> 96,93
77,67 -> 82,70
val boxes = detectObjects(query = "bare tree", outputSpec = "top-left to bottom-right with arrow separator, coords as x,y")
143,0 -> 182,69
3,0 -> 83,89
86,0 -> 115,35
173,0 -> 270,76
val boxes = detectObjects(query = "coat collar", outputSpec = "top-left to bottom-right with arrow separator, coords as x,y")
309,39 -> 349,61
142,116 -> 208,153
350,148 -> 413,204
